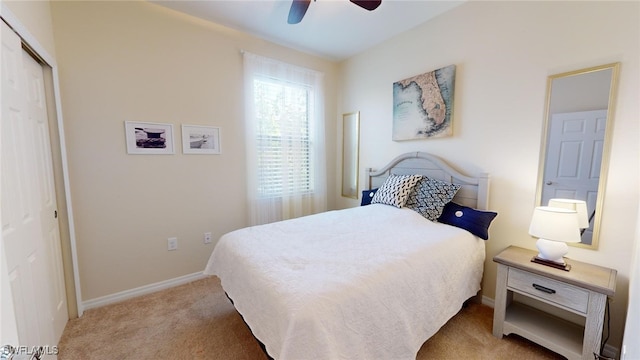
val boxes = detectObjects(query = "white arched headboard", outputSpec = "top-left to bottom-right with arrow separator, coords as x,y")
367,152 -> 490,210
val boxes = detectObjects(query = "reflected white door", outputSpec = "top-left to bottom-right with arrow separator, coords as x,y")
542,109 -> 606,244
1,20 -> 68,352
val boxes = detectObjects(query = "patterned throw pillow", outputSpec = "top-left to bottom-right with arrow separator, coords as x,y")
405,177 -> 461,221
371,174 -> 423,208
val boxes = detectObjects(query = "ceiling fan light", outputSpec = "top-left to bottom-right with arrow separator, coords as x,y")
350,0 -> 382,11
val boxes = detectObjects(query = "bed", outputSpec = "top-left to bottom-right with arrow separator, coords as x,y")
204,152 -> 492,360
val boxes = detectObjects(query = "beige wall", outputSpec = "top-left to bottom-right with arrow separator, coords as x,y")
3,0 -> 57,58
336,1 -> 639,351
48,1 -> 338,301
624,208 -> 640,359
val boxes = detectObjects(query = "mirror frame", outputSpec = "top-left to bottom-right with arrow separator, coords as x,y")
342,112 -> 360,199
535,62 -> 620,250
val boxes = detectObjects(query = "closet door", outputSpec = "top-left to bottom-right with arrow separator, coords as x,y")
1,19 -> 68,350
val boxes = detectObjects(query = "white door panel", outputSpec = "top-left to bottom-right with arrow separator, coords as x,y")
1,20 -> 67,355
23,48 -> 68,341
542,109 -> 607,245
2,18 -> 42,346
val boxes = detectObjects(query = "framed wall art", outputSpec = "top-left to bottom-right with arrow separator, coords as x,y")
392,64 -> 456,141
124,121 -> 175,155
181,125 -> 221,154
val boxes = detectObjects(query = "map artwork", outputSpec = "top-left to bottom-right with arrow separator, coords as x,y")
392,65 -> 455,141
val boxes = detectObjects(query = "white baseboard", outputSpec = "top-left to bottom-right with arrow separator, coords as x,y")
81,271 -> 207,312
481,295 -> 495,308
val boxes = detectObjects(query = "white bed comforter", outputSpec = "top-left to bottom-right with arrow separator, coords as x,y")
204,204 -> 485,360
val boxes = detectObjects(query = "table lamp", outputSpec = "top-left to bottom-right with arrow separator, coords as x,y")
548,198 -> 589,229
528,206 -> 581,271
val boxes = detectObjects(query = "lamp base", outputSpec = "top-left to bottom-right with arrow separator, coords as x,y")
531,256 -> 571,271
535,238 -> 570,263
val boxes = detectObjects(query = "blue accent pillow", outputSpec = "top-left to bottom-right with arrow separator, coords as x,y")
361,188 -> 378,206
438,202 -> 497,240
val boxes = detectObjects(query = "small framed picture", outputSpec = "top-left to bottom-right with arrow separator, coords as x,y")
124,121 -> 175,155
182,125 -> 221,155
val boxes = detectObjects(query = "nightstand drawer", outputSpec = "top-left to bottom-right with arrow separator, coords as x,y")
508,268 -> 589,314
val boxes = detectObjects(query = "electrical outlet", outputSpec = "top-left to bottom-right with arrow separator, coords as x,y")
168,237 -> 178,251
204,232 -> 212,244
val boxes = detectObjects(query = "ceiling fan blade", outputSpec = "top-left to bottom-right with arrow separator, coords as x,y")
350,0 -> 382,11
288,0 -> 311,24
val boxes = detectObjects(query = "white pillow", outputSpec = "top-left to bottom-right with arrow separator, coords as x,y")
371,174 -> 423,208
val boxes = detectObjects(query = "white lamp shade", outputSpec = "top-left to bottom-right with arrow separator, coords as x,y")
529,206 -> 581,243
548,198 -> 589,229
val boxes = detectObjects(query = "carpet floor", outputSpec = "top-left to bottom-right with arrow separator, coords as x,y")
58,276 -> 564,359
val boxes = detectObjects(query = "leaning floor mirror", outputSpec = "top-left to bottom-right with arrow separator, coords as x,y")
535,63 -> 620,249
342,112 -> 360,199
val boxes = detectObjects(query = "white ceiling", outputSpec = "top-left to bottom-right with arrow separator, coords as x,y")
150,0 -> 464,61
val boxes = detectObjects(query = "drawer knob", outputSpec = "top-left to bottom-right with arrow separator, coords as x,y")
532,283 -> 556,294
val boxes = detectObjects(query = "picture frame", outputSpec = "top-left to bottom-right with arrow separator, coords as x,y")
181,125 -> 221,154
124,121 -> 175,155
392,64 -> 456,141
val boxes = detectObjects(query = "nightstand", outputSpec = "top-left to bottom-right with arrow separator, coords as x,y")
492,246 -> 616,360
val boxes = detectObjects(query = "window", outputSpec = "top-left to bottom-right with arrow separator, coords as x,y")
254,77 -> 313,198
243,52 -> 326,225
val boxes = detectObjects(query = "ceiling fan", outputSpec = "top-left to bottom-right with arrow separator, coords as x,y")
288,0 -> 382,24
